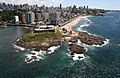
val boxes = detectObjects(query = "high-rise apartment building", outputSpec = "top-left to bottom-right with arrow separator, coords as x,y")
26,11 -> 35,24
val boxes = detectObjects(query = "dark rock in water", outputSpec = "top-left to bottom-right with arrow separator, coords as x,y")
69,44 -> 86,54
32,53 -> 36,55
78,56 -> 83,59
69,39 -> 77,44
78,32 -> 105,46
31,56 -> 37,59
70,52 -> 75,55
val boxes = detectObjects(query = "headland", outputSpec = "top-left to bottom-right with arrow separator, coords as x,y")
14,16 -> 109,63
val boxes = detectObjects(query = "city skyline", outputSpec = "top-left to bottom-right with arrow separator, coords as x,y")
0,0 -> 120,10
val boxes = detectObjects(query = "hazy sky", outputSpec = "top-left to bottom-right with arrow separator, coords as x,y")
1,0 -> 120,10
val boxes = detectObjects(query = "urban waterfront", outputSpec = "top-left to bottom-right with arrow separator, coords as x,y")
0,12 -> 120,78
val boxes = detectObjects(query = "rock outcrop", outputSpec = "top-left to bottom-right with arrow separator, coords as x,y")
16,39 -> 63,51
69,44 -> 86,55
78,32 -> 105,45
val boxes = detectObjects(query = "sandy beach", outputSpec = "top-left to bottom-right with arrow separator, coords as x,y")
61,16 -> 86,32
60,16 -> 86,37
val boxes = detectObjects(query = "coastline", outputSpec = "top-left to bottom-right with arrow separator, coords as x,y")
61,15 -> 110,61
13,15 -> 110,63
13,37 -> 61,64
13,16 -> 86,51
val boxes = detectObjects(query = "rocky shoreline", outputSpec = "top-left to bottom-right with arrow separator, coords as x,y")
67,31 -> 108,60
14,30 -> 108,63
16,38 -> 63,52
78,32 -> 106,45
14,36 -> 63,63
70,32 -> 106,46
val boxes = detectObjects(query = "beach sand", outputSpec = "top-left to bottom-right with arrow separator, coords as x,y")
60,16 -> 86,37
61,16 -> 86,32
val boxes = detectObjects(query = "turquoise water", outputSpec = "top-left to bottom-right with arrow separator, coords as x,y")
0,12 -> 120,78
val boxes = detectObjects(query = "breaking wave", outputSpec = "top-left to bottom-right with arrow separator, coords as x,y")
25,45 -> 60,64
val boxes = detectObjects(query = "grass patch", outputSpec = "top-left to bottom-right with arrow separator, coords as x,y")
23,30 -> 63,43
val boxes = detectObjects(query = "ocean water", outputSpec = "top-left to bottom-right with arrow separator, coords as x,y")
0,12 -> 120,78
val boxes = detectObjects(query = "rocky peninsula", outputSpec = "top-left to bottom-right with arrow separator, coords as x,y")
16,30 -> 64,52
14,16 -> 109,63
17,38 -> 63,52
70,32 -> 106,46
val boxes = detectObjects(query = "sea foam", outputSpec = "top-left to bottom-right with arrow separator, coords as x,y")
25,54 -> 43,63
48,45 -> 60,54
25,45 -> 60,63
92,39 -> 110,47
13,38 -> 25,51
13,44 -> 25,51
77,17 -> 92,32
76,38 -> 110,48
73,53 -> 85,61
67,53 -> 85,61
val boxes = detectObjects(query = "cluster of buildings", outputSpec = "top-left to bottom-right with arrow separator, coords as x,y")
0,3 -> 39,11
0,3 -> 105,26
21,11 -> 61,26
